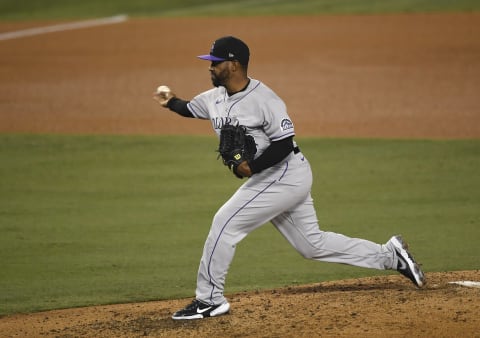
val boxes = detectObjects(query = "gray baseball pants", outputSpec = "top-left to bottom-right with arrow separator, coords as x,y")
196,151 -> 398,305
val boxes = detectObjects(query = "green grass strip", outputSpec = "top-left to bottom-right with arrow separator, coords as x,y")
0,134 -> 479,315
0,0 -> 479,20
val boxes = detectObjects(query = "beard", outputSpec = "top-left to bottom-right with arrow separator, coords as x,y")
210,68 -> 229,87
211,76 -> 222,87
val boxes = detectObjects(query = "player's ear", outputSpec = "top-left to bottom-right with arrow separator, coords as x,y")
230,60 -> 239,72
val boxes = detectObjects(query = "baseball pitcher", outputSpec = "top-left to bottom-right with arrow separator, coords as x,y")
153,36 -> 425,320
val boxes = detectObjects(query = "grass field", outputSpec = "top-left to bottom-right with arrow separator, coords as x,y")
0,0 -> 479,20
1,134 -> 479,315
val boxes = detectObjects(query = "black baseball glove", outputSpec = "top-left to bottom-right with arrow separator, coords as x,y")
218,123 -> 257,178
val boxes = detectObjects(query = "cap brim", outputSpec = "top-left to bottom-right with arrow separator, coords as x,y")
197,54 -> 226,61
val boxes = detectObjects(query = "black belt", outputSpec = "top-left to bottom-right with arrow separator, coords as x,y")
293,146 -> 300,154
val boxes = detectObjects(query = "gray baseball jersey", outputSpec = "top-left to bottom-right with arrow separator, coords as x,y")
186,78 -> 399,305
187,78 -> 296,156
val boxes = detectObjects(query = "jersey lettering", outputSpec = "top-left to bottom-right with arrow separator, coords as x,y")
211,116 -> 233,130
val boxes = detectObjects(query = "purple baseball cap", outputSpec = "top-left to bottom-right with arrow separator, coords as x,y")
197,36 -> 250,65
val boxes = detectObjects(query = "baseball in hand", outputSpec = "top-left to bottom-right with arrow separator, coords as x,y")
156,85 -> 171,95
153,85 -> 174,107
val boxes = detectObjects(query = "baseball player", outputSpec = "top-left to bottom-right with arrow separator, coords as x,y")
153,36 -> 426,320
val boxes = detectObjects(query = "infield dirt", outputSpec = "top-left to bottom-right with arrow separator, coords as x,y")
0,12 -> 479,337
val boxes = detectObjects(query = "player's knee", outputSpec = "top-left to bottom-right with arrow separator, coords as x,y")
212,213 -> 229,231
298,247 -> 316,259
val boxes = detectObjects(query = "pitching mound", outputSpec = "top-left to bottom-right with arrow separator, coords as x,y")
1,270 -> 479,337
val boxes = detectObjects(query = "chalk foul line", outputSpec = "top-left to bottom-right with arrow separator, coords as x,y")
0,14 -> 128,41
448,281 -> 480,288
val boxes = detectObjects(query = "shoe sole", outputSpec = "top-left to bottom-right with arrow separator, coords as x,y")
391,236 -> 426,288
210,302 -> 230,317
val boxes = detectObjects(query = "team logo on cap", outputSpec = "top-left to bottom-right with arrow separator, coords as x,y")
280,119 -> 294,131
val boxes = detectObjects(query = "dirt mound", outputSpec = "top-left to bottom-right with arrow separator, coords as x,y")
1,270 -> 478,337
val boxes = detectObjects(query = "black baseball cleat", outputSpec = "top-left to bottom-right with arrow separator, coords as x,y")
172,299 -> 230,320
390,235 -> 426,288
